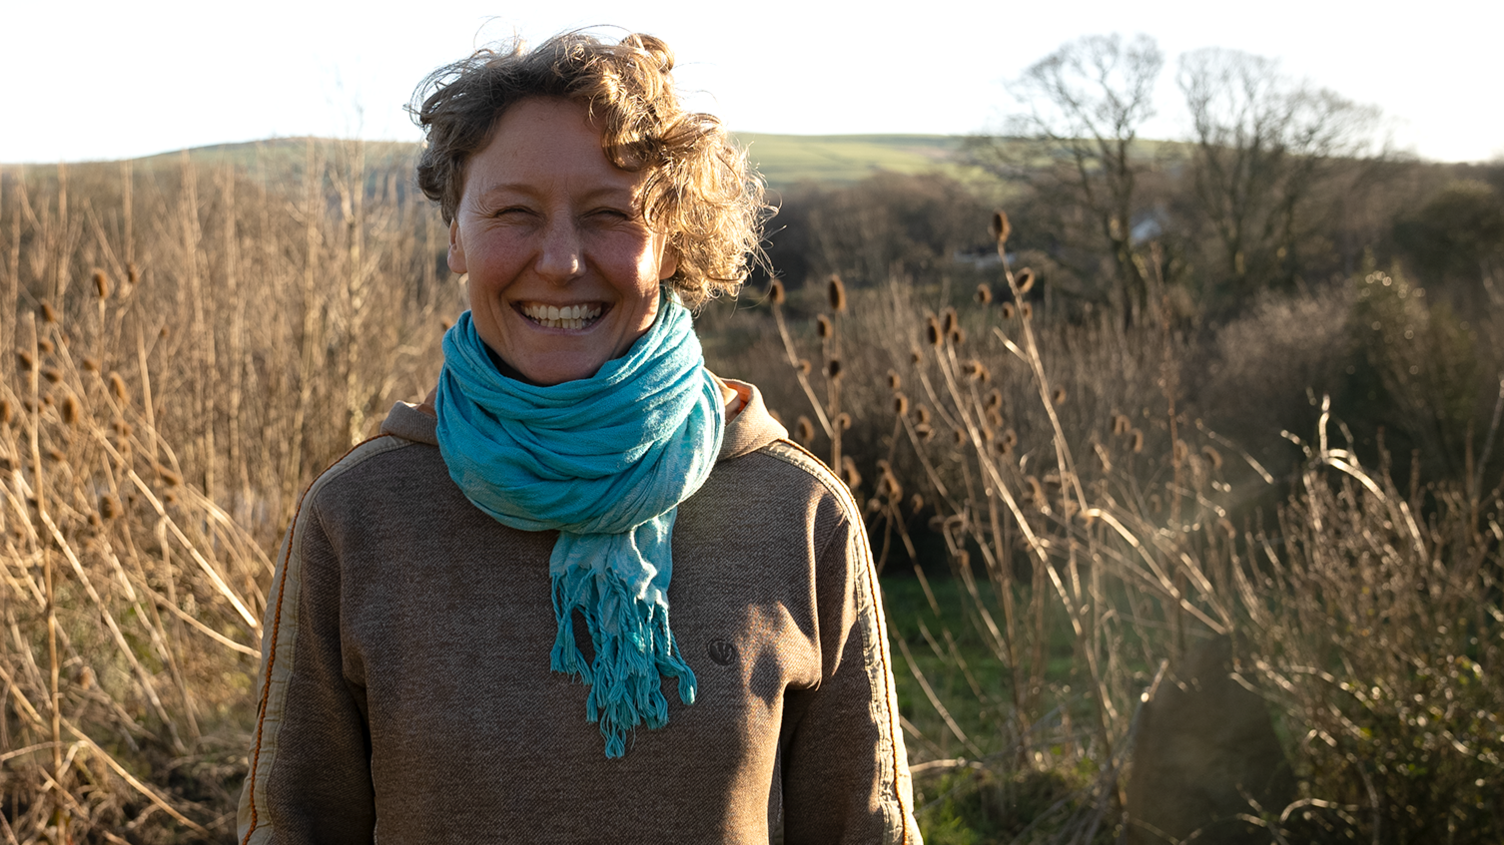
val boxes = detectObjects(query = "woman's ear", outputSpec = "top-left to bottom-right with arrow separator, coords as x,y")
657,243 -> 679,282
447,218 -> 468,275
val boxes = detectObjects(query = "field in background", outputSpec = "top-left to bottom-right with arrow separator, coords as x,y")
1,138 -> 1501,843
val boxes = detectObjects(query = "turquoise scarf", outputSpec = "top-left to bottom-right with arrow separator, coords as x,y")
434,295 -> 724,758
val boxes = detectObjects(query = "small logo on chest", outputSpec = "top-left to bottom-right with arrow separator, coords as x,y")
706,639 -> 737,666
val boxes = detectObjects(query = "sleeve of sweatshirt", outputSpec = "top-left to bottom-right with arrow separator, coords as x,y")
238,485 -> 376,844
780,496 -> 923,845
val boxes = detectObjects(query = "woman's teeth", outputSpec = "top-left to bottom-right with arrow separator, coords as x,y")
521,303 -> 602,329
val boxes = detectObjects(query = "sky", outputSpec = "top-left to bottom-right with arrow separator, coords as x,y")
3,0 -> 1500,165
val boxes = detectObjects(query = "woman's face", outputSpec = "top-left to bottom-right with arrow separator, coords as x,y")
447,97 -> 677,386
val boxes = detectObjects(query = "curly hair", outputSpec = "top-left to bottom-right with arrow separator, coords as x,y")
411,31 -> 766,307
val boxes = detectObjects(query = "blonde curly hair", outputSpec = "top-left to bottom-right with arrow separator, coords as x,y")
411,31 -> 767,308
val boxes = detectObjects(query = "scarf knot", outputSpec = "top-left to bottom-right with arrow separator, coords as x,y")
435,296 -> 723,758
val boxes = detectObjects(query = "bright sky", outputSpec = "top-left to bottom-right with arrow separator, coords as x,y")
4,0 -> 1500,165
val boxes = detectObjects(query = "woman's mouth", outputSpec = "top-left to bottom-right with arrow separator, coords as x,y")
519,303 -> 603,330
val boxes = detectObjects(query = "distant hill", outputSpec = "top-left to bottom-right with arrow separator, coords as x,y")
5,134 -> 980,190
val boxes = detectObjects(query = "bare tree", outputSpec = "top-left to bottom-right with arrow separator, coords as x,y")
1178,48 -> 1381,301
970,34 -> 1164,323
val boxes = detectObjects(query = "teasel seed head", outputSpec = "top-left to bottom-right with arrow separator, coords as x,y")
985,389 -> 1002,411
914,405 -> 931,425
126,263 -> 139,285
42,367 -> 62,384
816,314 -> 833,339
92,269 -> 110,299
0,399 -> 10,424
1202,445 -> 1224,470
16,349 -> 34,371
841,456 -> 861,489
963,359 -> 989,382
795,416 -> 815,445
985,408 -> 1003,429
61,395 -> 79,426
112,418 -> 133,438
109,372 -> 129,403
1000,302 -> 1016,320
916,422 -> 935,442
1020,302 -> 1033,319
975,284 -> 992,305
1015,268 -> 1035,294
155,463 -> 183,487
100,494 -> 121,520
925,316 -> 942,347
827,274 -> 847,313
836,412 -> 852,430
40,301 -> 58,323
953,428 -> 967,446
1130,429 -> 1144,453
82,356 -> 99,372
37,338 -> 54,354
826,357 -> 843,381
768,278 -> 785,305
988,210 -> 1011,247
1051,387 -> 1067,406
948,327 -> 966,346
941,307 -> 958,335
887,370 -> 902,391
797,358 -> 812,375
910,346 -> 922,365
893,392 -> 909,415
1001,428 -> 1018,450
1112,413 -> 1131,435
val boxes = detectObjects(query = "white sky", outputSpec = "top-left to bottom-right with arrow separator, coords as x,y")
3,0 -> 1500,164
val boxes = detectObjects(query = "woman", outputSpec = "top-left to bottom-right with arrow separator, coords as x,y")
239,31 -> 920,844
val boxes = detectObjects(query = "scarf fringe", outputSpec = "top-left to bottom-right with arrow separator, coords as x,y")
551,566 -> 697,759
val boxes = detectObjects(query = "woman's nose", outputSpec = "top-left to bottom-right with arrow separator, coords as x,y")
535,218 -> 584,284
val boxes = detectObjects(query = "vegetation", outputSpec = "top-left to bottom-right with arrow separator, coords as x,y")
2,31 -> 1502,843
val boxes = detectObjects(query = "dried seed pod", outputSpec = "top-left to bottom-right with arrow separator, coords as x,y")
61,395 -> 79,426
126,263 -> 139,285
952,428 -> 966,446
974,284 -> 992,305
985,408 -> 1003,429
1174,439 -> 1189,464
916,422 -> 935,442
887,370 -> 902,391
988,210 -> 1011,246
82,356 -> 99,372
112,418 -> 133,437
941,307 -> 958,335
1025,475 -> 1045,507
910,493 -> 924,515
37,338 -> 54,354
0,399 -> 10,424
909,346 -> 922,364
841,456 -> 861,489
925,316 -> 942,347
40,301 -> 58,323
827,274 -> 847,313
109,373 -> 129,403
797,358 -> 812,375
1001,428 -> 1018,450
92,269 -> 110,299
1112,413 -> 1132,435
45,446 -> 65,462
914,405 -> 931,425
795,416 -> 815,445
42,367 -> 62,384
1130,429 -> 1144,453
1000,302 -> 1016,320
1051,387 -> 1067,406
835,412 -> 852,430
155,463 -> 183,487
893,393 -> 909,415
1202,445 -> 1224,470
100,495 -> 121,520
826,358 -> 843,380
948,327 -> 966,346
16,349 -> 33,371
768,279 -> 786,305
1016,268 -> 1035,294
816,314 -> 833,339
985,389 -> 1002,411
159,326 -> 169,339
1020,302 -> 1033,320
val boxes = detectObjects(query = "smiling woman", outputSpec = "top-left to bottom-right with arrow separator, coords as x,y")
236,30 -> 922,845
